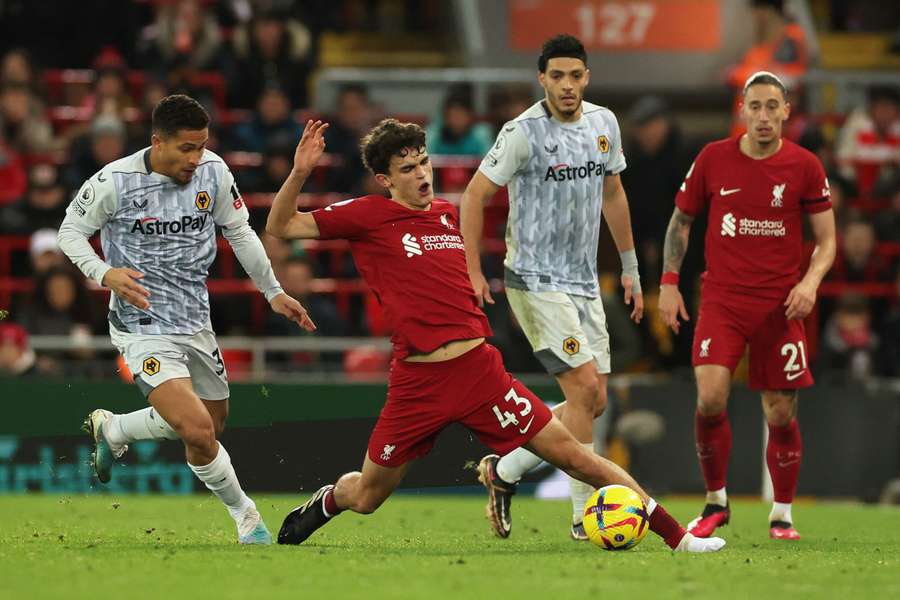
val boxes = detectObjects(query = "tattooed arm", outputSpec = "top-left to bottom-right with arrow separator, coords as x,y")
657,208 -> 695,333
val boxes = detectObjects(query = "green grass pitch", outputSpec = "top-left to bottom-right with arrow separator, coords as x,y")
1,495 -> 897,599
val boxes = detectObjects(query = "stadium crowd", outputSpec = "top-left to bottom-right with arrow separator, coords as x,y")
0,0 -> 896,380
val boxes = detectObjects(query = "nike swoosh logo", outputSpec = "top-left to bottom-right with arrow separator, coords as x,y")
97,172 -> 107,182
785,370 -> 806,381
720,187 -> 740,196
777,459 -> 800,468
518,416 -> 536,435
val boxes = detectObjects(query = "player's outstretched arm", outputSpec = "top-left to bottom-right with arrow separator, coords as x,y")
266,120 -> 329,240
460,171 -> 500,307
784,208 -> 836,320
601,174 -> 643,323
658,208 -> 694,333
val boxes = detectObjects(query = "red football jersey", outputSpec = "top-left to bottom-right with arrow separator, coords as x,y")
312,195 -> 492,358
676,138 -> 832,299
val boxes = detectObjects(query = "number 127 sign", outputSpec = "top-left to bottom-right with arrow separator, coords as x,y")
510,0 -> 721,51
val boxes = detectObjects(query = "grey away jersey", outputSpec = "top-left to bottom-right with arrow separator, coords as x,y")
60,148 -> 260,335
479,101 -> 626,297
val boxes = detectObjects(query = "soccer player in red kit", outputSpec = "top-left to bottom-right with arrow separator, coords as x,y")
268,118 -> 725,552
657,71 -> 836,540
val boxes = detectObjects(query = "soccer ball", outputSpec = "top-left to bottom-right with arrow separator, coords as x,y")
582,484 -> 649,550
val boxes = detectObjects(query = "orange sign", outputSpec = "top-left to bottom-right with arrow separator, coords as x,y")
510,0 -> 721,52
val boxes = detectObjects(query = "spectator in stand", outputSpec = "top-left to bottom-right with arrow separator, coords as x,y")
230,85 -> 302,154
0,82 -> 54,154
266,256 -> 345,337
63,115 -> 127,196
823,172 -> 854,229
817,293 -> 890,380
18,265 -> 95,376
829,217 -> 891,283
0,164 -> 67,235
79,49 -> 137,120
726,0 -> 809,136
323,84 -> 374,195
0,139 -> 27,204
621,96 -> 695,284
229,6 -> 314,109
426,86 -> 493,157
1,48 -> 37,88
29,228 -> 67,275
137,0 -> 227,74
238,132 -> 296,195
836,86 -> 900,198
0,322 -> 38,377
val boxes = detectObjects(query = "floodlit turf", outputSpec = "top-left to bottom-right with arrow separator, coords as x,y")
1,495 -> 897,599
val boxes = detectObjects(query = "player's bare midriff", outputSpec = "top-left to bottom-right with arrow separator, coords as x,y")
404,337 -> 485,363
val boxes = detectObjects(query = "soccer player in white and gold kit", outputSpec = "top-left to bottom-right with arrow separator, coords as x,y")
58,95 -> 314,544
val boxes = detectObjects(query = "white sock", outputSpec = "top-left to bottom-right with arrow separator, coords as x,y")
570,442 -> 596,524
769,502 -> 793,524
107,408 -> 179,446
706,487 -> 727,507
496,447 -> 543,484
189,443 -> 254,520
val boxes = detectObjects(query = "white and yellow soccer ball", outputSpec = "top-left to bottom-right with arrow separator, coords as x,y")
582,484 -> 649,550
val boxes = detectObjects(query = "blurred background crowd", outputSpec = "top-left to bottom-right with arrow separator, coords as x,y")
0,0 -> 896,382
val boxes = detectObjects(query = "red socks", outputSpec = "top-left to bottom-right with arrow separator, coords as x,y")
767,419 -> 802,503
648,502 -> 686,549
695,411 -> 732,493
323,487 -> 343,517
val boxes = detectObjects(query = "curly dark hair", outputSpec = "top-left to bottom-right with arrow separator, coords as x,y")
538,34 -> 587,73
359,118 -> 427,176
151,94 -> 209,137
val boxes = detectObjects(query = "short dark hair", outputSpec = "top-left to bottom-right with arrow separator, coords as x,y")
359,118 -> 427,176
538,34 -> 587,72
151,94 -> 209,137
867,85 -> 900,106
742,71 -> 788,100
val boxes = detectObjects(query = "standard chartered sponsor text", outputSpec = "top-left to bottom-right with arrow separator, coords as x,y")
420,233 -> 465,251
739,217 -> 786,237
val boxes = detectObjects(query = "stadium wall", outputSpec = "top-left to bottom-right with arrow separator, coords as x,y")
0,379 -> 895,501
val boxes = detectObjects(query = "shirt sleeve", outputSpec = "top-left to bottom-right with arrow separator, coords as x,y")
57,172 -> 118,286
477,122 -> 531,187
211,164 -> 250,230
800,154 -> 833,214
221,223 -> 284,302
604,112 -> 627,175
311,198 -> 369,240
674,146 -> 710,216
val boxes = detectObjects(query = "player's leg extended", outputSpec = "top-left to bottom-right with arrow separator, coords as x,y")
278,456 -> 408,545
525,416 -> 725,553
202,398 -> 229,438
689,364 -> 734,536
149,379 -> 269,544
497,289 -> 606,538
762,390 -> 802,540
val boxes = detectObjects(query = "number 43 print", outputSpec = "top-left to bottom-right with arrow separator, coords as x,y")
492,387 -> 536,435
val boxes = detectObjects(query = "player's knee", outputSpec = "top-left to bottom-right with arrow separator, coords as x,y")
178,419 -> 217,453
763,391 -> 796,426
696,385 -> 727,416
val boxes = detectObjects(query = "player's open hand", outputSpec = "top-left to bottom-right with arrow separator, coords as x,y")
622,275 -> 644,323
292,120 -> 329,177
784,279 -> 816,320
658,284 -> 689,334
270,293 -> 317,332
102,267 -> 150,310
468,269 -> 494,307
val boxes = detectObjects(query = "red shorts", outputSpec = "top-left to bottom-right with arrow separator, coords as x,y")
367,342 -> 553,467
692,287 -> 813,391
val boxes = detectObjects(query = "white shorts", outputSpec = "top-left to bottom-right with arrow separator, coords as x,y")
507,288 -> 610,375
110,325 -> 229,400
